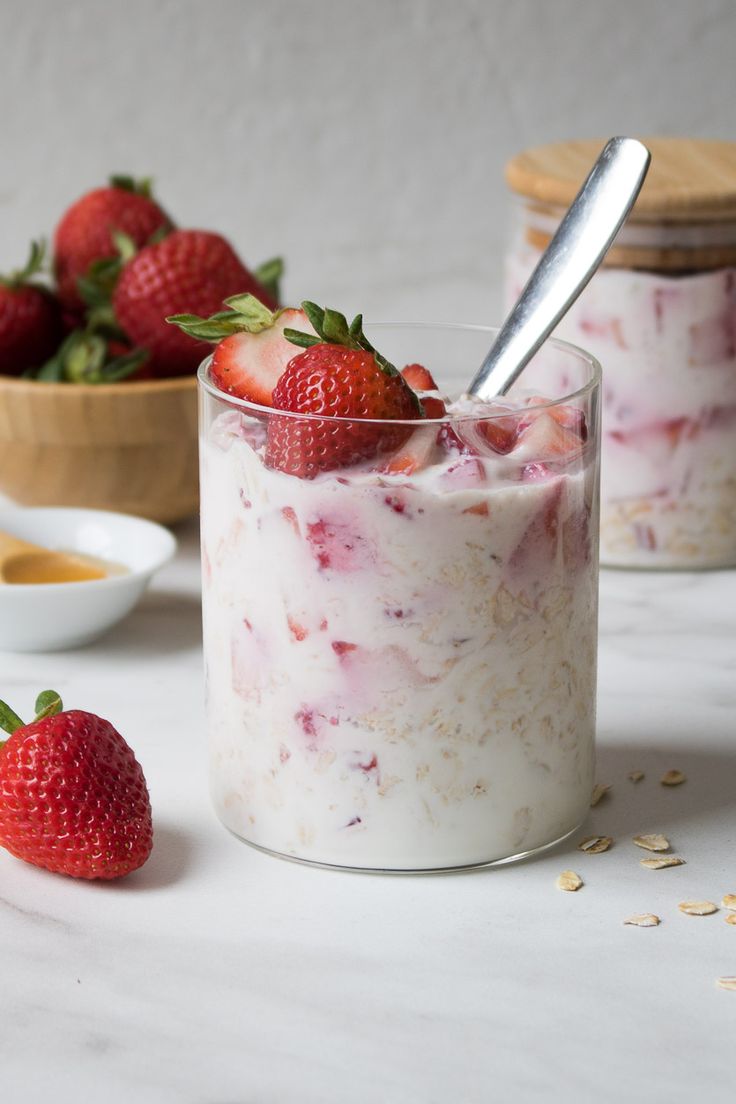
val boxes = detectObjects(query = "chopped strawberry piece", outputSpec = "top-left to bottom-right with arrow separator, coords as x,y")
306,518 -> 372,572
439,414 -> 519,457
287,616 -> 308,641
421,395 -> 447,419
332,640 -> 358,657
510,479 -> 564,572
295,708 -> 318,744
462,501 -> 489,516
522,462 -> 552,482
380,425 -> 437,475
527,398 -> 588,441
281,506 -> 300,534
439,457 -> 486,490
437,424 -> 468,455
351,753 -> 379,777
563,503 -> 591,568
517,411 -> 584,462
401,363 -> 439,391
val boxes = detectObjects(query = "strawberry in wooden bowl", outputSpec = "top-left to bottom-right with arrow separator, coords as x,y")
0,177 -> 283,522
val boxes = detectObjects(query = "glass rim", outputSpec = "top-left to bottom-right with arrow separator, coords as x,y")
197,321 -> 602,426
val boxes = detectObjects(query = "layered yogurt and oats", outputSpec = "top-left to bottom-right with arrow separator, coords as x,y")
199,333 -> 600,870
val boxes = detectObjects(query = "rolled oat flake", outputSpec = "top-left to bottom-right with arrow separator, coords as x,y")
678,900 -> 718,916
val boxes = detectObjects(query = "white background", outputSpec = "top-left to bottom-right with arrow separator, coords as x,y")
1,0 -> 735,321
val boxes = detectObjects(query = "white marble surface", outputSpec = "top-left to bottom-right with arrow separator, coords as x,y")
0,519 -> 734,1102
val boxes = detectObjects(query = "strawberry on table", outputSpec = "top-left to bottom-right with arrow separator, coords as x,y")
114,230 -> 280,377
168,293 -> 314,403
54,175 -> 171,312
0,242 -> 63,375
0,690 -> 152,880
265,302 -> 424,478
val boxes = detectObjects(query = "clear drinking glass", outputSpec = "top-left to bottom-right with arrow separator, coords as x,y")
198,323 -> 601,872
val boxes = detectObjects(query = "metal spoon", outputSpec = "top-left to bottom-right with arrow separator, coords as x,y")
468,136 -> 651,400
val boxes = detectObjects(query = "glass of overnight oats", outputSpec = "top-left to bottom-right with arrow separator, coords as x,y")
505,137 -> 736,570
175,296 -> 601,872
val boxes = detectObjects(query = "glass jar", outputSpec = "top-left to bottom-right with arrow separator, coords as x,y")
505,138 -> 736,569
198,323 -> 601,872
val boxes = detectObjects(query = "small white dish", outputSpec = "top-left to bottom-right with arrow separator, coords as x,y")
0,507 -> 177,652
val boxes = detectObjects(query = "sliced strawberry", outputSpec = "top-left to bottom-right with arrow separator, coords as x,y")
401,363 -> 439,391
210,307 -> 312,404
168,297 -> 314,403
380,425 -> 437,475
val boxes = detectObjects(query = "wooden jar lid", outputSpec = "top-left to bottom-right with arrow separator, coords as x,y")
506,138 -> 736,270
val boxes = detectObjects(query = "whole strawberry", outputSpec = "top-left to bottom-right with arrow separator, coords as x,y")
114,230 -> 279,377
54,175 -> 171,311
0,691 -> 152,880
0,242 -> 63,375
266,302 -> 423,478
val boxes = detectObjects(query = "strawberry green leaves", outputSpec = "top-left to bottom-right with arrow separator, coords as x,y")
253,257 -> 284,304
33,691 -> 63,722
0,240 -> 48,290
284,302 -> 400,379
0,690 -> 63,742
167,293 -> 283,341
0,701 -> 25,738
32,331 -> 149,384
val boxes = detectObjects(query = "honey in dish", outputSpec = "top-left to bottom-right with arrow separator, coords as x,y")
2,551 -> 128,585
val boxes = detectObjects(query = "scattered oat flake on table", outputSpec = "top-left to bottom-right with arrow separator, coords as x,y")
722,894 -> 736,910
624,913 -> 660,927
590,783 -> 611,807
577,835 -> 613,854
678,900 -> 718,916
725,913 -> 736,926
628,770 -> 645,782
661,769 -> 686,786
632,833 -> 670,852
717,977 -> 736,990
640,856 -> 685,869
556,870 -> 583,892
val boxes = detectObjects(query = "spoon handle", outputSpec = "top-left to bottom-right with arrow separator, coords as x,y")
469,136 -> 651,400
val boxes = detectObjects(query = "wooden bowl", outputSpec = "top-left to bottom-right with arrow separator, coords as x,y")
0,375 -> 199,524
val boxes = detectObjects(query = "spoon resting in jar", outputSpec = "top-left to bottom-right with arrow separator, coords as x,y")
469,136 -> 651,400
